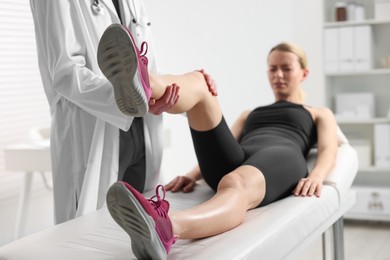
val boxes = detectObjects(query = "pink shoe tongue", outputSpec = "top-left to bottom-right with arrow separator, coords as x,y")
138,56 -> 152,101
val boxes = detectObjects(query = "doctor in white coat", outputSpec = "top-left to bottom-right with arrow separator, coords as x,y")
30,0 -> 175,224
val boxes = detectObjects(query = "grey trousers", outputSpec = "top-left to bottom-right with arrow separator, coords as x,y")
118,117 -> 146,192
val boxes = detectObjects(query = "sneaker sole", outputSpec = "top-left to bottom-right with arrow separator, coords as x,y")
97,24 -> 148,117
106,182 -> 167,260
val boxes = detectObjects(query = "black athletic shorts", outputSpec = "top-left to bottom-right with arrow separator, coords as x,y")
190,117 -> 308,206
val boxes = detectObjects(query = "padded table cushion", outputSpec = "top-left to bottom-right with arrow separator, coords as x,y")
0,144 -> 358,260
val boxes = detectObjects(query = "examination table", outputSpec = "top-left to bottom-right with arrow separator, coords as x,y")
0,140 -> 357,260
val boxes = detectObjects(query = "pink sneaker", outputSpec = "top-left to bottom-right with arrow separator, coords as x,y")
97,24 -> 152,117
106,182 -> 176,259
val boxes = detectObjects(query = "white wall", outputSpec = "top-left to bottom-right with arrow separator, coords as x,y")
290,0 -> 325,107
0,1 -> 51,186
144,0 -> 324,182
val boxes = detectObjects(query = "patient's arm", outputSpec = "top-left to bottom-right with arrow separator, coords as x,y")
293,107 -> 338,197
230,110 -> 252,140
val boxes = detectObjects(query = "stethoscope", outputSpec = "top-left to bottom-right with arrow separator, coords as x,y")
91,0 -> 151,27
91,0 -> 105,16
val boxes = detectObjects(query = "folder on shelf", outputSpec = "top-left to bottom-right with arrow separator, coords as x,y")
324,28 -> 339,73
324,25 -> 373,73
339,27 -> 355,72
355,25 -> 373,71
374,124 -> 390,167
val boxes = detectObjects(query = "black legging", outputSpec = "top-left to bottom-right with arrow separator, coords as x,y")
190,117 -> 244,191
190,117 -> 308,207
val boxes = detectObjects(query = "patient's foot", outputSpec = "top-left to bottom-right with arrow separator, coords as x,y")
97,24 -> 152,117
107,182 -> 176,260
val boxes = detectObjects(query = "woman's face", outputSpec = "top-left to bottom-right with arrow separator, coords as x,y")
267,50 -> 308,98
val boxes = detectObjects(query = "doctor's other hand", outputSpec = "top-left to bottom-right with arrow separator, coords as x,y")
165,176 -> 196,193
148,83 -> 180,115
198,69 -> 218,96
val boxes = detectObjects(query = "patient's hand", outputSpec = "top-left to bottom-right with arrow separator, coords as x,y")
149,83 -> 180,115
165,176 -> 196,193
293,175 -> 323,197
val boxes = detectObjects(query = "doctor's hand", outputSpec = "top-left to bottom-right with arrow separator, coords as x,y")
198,69 -> 218,96
148,83 -> 180,115
293,175 -> 324,198
165,176 -> 197,193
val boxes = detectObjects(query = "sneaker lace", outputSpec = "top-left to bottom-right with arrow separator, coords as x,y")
138,41 -> 149,66
148,185 -> 168,218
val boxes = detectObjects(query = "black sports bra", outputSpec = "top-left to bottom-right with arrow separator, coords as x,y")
240,100 -> 318,156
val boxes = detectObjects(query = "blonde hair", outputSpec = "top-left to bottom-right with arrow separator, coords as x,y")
268,42 -> 308,102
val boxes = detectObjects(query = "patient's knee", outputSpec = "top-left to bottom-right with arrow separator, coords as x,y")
217,172 -> 247,191
217,167 -> 265,199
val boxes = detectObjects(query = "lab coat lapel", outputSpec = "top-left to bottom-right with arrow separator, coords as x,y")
121,0 -> 141,27
100,0 -> 121,20
100,0 -> 139,26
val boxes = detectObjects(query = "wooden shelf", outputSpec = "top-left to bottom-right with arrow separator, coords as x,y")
326,68 -> 390,77
337,117 -> 390,124
324,0 -> 390,222
359,166 -> 390,173
324,19 -> 390,28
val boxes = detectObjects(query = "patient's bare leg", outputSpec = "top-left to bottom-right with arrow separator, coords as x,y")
150,72 -> 222,131
170,165 -> 265,239
150,73 -> 266,239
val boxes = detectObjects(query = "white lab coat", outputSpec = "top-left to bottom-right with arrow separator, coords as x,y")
30,0 -> 163,224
